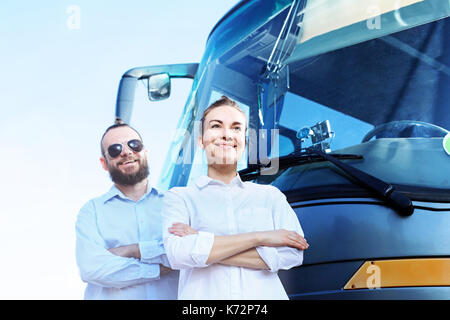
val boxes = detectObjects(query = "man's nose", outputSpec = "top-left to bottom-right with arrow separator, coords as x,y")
120,144 -> 133,156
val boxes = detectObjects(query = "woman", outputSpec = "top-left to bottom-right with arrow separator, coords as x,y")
162,96 -> 309,300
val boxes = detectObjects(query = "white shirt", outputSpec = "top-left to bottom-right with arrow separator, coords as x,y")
162,175 -> 305,300
75,185 -> 178,300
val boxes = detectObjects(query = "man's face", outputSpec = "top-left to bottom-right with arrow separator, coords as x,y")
100,126 -> 149,186
199,105 -> 247,166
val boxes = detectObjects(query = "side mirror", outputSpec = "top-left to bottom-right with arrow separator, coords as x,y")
148,73 -> 171,101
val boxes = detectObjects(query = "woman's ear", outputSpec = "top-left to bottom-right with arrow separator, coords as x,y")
198,135 -> 205,149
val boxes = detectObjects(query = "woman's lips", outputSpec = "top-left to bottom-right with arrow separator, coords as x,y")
215,143 -> 236,149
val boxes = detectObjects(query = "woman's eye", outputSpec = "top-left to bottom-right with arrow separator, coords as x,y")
233,127 -> 241,131
211,124 -> 220,128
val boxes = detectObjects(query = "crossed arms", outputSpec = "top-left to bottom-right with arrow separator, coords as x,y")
75,202 -> 172,289
168,222 -> 309,270
162,190 -> 309,272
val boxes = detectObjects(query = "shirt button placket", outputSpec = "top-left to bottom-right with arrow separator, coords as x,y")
226,185 -> 239,299
135,202 -> 142,240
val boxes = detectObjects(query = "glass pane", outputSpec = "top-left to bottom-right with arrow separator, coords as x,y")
279,92 -> 374,152
287,0 -> 450,63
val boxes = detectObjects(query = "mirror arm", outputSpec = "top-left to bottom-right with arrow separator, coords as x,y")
115,63 -> 199,124
115,76 -> 137,124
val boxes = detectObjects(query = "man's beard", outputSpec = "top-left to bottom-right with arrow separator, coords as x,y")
108,159 -> 149,186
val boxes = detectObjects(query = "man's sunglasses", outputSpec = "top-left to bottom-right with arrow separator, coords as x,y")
107,139 -> 144,158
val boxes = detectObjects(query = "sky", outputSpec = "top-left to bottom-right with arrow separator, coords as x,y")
0,0 -> 240,299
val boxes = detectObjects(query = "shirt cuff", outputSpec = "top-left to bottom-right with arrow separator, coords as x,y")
139,240 -> 165,264
159,254 -> 171,268
256,246 -> 279,272
190,231 -> 215,267
139,261 -> 160,280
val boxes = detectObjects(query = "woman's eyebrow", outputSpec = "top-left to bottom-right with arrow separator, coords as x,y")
209,119 -> 243,125
208,120 -> 244,129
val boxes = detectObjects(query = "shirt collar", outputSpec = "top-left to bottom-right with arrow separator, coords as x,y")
101,182 -> 162,203
195,174 -> 245,189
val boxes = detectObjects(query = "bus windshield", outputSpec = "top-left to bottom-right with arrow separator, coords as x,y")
272,15 -> 450,155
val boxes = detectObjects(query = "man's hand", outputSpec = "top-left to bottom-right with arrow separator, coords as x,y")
159,265 -> 172,276
168,222 -> 198,237
108,244 -> 140,259
258,229 -> 309,250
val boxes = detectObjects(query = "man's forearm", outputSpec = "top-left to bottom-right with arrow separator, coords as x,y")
108,244 -> 172,275
108,244 -> 141,259
218,248 -> 269,270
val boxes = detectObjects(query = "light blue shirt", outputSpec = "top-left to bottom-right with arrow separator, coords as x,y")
75,184 -> 178,300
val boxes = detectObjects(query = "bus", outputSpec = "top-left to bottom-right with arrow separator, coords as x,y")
114,0 -> 450,299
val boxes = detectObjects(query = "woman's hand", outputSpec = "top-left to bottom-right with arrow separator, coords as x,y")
258,229 -> 309,250
168,222 -> 198,237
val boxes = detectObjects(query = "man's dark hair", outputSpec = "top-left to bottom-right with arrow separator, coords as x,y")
100,123 -> 143,158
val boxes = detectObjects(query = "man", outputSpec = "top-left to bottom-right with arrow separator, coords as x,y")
75,123 -> 178,299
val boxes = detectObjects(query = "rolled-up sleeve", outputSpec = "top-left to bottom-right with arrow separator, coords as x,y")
162,189 -> 215,270
256,188 -> 305,273
75,201 -> 160,289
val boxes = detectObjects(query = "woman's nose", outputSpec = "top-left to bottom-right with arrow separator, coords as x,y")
222,128 -> 233,140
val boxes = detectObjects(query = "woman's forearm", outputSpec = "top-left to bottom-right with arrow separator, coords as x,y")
168,222 -> 309,267
218,248 -> 269,270
205,233 -> 262,265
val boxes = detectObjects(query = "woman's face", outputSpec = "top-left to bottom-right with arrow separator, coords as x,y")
199,105 -> 247,166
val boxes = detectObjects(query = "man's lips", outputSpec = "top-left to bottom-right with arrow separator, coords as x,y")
119,159 -> 138,166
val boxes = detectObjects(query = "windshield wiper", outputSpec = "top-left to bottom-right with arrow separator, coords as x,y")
239,152 -> 363,178
240,149 -> 414,217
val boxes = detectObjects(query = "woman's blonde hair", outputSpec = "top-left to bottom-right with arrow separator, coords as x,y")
200,95 -> 246,135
